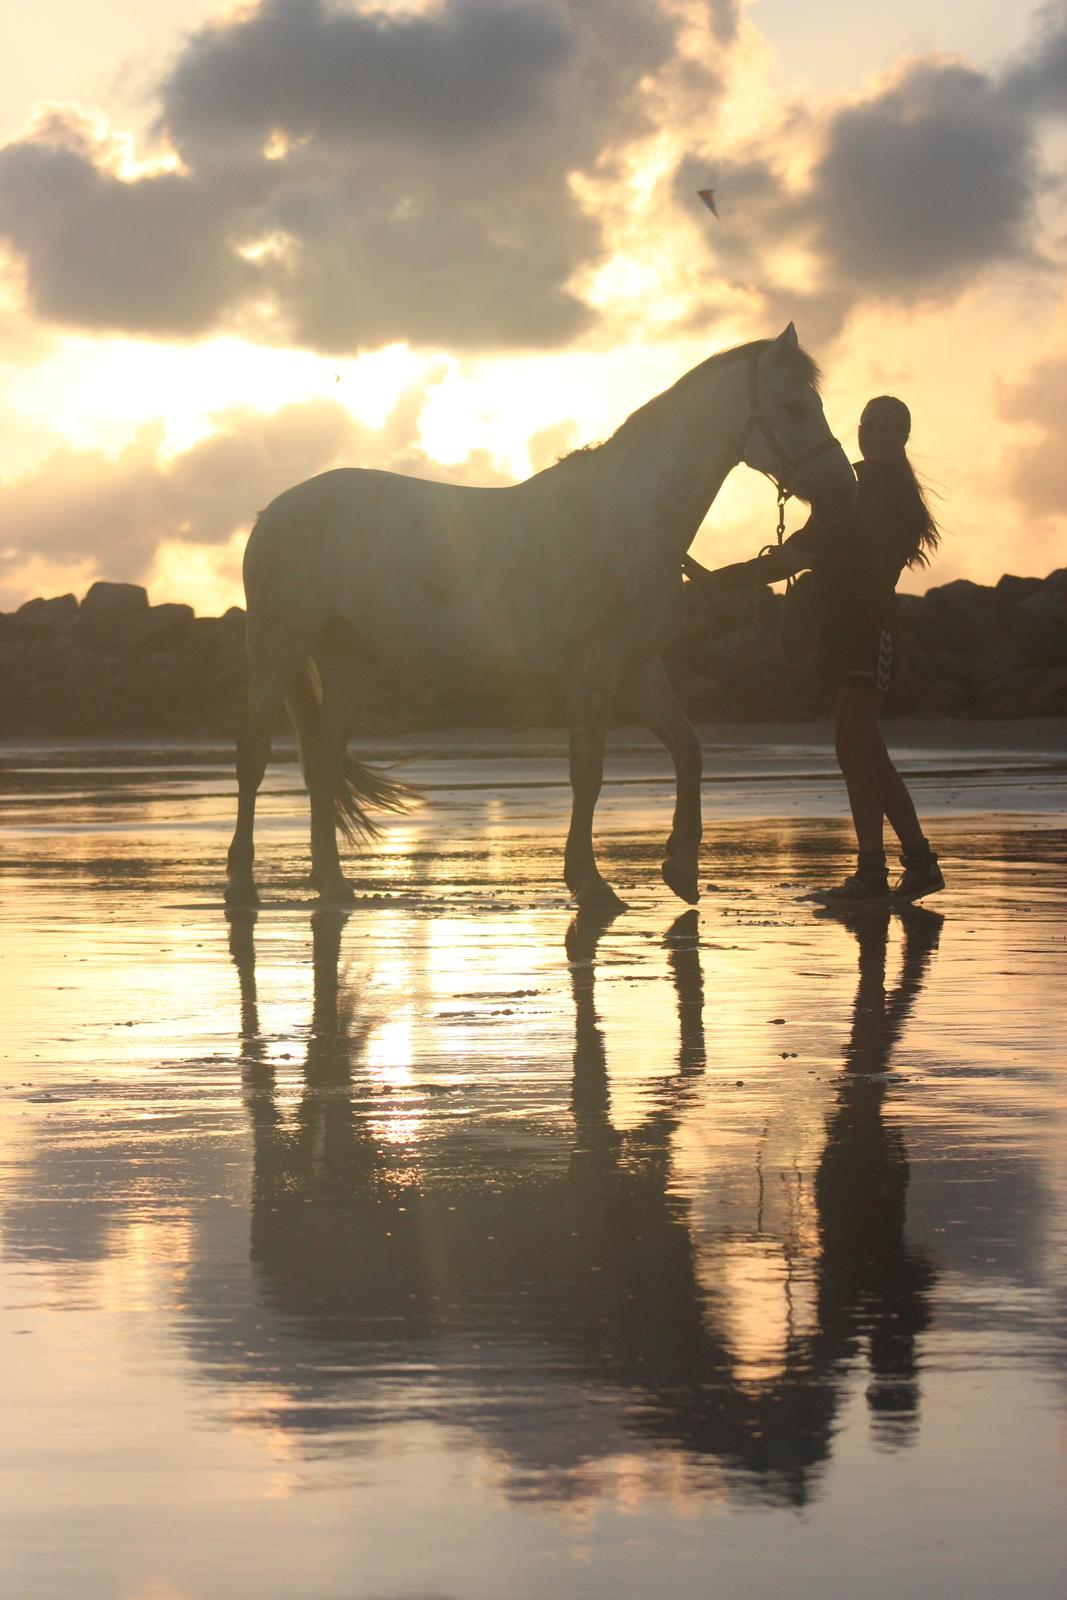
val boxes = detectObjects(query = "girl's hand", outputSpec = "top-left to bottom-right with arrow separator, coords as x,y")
684,555 -> 757,592
682,555 -> 715,585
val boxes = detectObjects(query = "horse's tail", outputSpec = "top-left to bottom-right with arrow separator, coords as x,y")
285,658 -> 417,844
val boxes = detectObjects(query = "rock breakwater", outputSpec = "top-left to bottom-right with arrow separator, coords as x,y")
2,571 -> 1065,736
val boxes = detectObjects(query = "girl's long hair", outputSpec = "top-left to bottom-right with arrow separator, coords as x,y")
861,396 -> 941,568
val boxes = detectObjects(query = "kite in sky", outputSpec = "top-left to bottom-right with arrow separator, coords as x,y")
697,188 -> 719,218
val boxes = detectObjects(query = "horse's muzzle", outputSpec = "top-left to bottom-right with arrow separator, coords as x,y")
789,446 -> 857,514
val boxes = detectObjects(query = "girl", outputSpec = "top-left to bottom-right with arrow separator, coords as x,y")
688,395 -> 944,904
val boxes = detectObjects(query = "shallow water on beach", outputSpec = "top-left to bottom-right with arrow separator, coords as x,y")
2,730 -> 1067,1600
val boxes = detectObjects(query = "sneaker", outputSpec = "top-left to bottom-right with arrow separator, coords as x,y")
892,850 -> 945,903
815,869 -> 890,906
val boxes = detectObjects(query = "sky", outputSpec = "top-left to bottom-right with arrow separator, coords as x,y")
1,0 -> 1065,615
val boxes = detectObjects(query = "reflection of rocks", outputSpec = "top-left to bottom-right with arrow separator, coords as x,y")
3,568 -> 1066,732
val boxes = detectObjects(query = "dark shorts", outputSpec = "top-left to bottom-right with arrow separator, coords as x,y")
820,625 -> 894,695
841,626 -> 893,693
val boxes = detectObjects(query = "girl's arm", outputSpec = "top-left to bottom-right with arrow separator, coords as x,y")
684,516 -> 830,593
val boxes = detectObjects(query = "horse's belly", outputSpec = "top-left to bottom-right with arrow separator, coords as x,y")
336,587 -> 556,686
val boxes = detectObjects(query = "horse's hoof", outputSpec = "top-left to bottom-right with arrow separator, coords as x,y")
316,878 -> 357,906
664,908 -> 700,944
662,860 -> 699,905
576,882 -> 628,914
225,878 -> 260,908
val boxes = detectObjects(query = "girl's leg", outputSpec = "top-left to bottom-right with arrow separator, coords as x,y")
870,726 -> 927,854
870,726 -> 945,899
834,684 -> 887,855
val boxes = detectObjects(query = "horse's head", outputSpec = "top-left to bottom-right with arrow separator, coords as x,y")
740,324 -> 856,515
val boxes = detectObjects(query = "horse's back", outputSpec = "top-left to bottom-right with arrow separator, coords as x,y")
242,465 -> 550,665
247,467 -> 508,592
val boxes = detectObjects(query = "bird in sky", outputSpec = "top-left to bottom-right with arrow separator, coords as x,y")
697,188 -> 719,218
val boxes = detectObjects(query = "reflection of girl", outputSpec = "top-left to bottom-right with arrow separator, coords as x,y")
814,905 -> 940,1442
689,396 -> 944,904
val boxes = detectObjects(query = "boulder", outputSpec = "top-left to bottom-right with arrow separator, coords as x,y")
109,651 -> 202,732
56,641 -> 116,698
1026,668 -> 1067,716
188,610 -> 246,660
1011,591 -> 1067,668
126,603 -> 195,655
82,581 -> 148,618
971,671 -> 1042,718
995,574 -> 1044,606
896,593 -> 923,627
926,646 -> 969,685
14,594 -> 78,634
5,635 -> 67,688
682,675 -> 727,718
702,625 -> 781,688
1018,590 -> 1067,626
919,678 -> 969,715
969,635 -> 1027,689
915,579 -> 1001,651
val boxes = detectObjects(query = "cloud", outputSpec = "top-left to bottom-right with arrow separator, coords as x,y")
1001,0 -> 1067,118
0,382 -> 514,592
0,129 -> 251,336
707,0 -> 742,45
160,0 -> 575,156
0,0 -> 716,352
810,62 -> 1035,296
2,1 -> 1062,360
677,5 -> 1067,341
996,353 -> 1067,523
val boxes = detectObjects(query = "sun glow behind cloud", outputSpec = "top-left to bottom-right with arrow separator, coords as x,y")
0,335 -> 428,472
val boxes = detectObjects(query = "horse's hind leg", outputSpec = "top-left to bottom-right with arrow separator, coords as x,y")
627,655 -> 702,905
304,667 -> 357,904
227,626 -> 307,904
226,705 -> 275,905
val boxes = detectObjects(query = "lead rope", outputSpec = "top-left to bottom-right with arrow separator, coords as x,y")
752,483 -> 816,668
776,483 -> 788,547
771,486 -> 796,662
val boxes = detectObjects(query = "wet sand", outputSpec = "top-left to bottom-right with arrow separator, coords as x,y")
2,722 -> 1066,1599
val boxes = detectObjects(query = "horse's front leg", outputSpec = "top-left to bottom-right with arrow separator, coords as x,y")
627,655 -> 702,904
565,673 -> 626,913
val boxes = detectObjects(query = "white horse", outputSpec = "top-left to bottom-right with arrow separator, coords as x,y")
227,325 -> 854,910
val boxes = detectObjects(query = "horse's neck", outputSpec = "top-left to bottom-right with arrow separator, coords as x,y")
600,361 -> 743,556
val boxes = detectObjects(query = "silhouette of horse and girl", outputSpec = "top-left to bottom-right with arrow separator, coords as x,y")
226,325 -> 944,912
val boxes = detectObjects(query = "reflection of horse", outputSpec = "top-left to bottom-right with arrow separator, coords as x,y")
813,906 -> 942,1445
224,906 -> 723,1451
213,903 -> 940,1504
225,327 -> 854,910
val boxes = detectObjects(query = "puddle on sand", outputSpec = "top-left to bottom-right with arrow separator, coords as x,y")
2,741 -> 1067,1600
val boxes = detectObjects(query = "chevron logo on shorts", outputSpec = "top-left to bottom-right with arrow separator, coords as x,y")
877,629 -> 893,694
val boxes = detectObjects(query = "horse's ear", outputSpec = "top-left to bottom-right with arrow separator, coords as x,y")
773,322 -> 799,355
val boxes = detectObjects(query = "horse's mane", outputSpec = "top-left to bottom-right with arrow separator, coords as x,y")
554,337 -> 822,467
